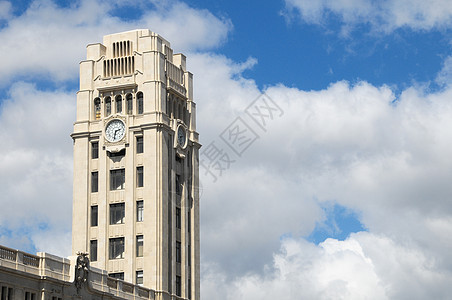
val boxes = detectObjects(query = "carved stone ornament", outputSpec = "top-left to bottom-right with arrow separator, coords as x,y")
75,252 -> 90,292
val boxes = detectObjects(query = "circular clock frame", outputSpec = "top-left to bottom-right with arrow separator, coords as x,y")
177,125 -> 187,148
105,119 -> 126,143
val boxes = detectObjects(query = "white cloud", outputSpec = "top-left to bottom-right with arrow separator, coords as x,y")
284,0 -> 452,33
193,56 -> 452,296
436,55 -> 452,86
0,1 -> 12,20
202,233 -> 452,299
0,0 -> 231,83
0,82 -> 74,254
140,1 -> 232,51
1,1 -> 452,298
32,228 -> 72,257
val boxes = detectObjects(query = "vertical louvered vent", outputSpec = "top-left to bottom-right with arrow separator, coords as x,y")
113,41 -> 132,57
104,41 -> 134,77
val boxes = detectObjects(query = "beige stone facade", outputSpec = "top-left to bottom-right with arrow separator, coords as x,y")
0,245 -> 168,299
71,29 -> 200,299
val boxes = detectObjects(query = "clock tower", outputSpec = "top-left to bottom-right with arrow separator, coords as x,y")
71,29 -> 200,300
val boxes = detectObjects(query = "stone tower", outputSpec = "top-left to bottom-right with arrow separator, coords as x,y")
71,29 -> 200,300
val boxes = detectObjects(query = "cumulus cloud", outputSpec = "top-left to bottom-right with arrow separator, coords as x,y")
0,82 -> 74,255
140,1 -> 232,51
284,0 -> 452,34
0,1 -> 12,20
1,0 -> 452,298
0,0 -> 231,83
436,55 -> 452,86
203,233 -> 452,299
193,55 -> 452,295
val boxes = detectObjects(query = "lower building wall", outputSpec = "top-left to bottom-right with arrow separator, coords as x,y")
0,245 -> 188,300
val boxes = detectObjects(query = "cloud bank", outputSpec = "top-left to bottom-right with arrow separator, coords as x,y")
0,0 -> 231,84
194,56 -> 452,297
284,0 -> 452,34
1,0 -> 452,299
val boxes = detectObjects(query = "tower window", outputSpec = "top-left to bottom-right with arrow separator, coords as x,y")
136,270 -> 143,285
188,277 -> 191,299
110,203 -> 125,224
105,97 -> 111,116
1,286 -> 13,300
91,172 -> 98,193
188,244 -> 191,266
172,100 -> 176,119
137,166 -> 144,187
136,235 -> 143,257
92,142 -> 99,159
91,205 -> 98,226
110,169 -> 125,190
108,272 -> 124,280
109,237 -> 124,259
25,292 -> 36,300
126,93 -> 133,114
136,136 -> 143,153
137,92 -> 143,114
176,174 -> 182,196
94,98 -> 101,120
115,95 -> 122,113
90,240 -> 98,261
176,207 -> 181,229
176,241 -> 181,263
188,211 -> 191,233
176,276 -> 181,296
137,200 -> 144,222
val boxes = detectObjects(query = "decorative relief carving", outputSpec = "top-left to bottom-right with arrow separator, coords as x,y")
75,252 -> 89,292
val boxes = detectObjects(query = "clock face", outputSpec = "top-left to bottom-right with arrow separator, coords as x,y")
177,126 -> 186,147
105,119 -> 126,142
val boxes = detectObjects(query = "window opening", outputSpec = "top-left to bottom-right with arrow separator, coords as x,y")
136,271 -> 143,285
137,200 -> 144,222
94,98 -> 101,120
110,203 -> 125,224
136,235 -> 143,257
176,207 -> 181,229
126,94 -> 133,114
92,142 -> 99,159
90,240 -> 98,261
176,276 -> 181,296
91,206 -> 98,226
105,97 -> 111,116
109,238 -> 125,259
137,92 -> 143,114
108,272 -> 124,280
136,136 -> 143,153
176,241 -> 181,263
115,95 -> 122,114
110,169 -> 125,190
137,166 -> 144,187
91,172 -> 98,193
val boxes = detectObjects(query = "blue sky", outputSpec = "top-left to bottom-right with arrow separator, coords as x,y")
2,0 -> 450,92
188,0 -> 451,91
1,0 -> 452,298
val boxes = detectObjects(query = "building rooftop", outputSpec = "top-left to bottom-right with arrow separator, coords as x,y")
0,244 -> 179,299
